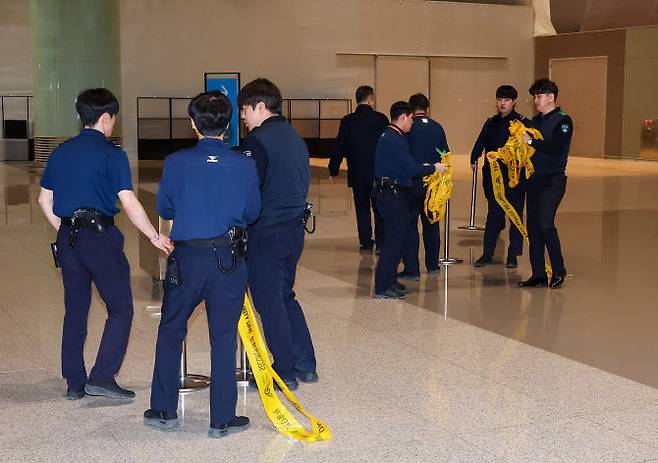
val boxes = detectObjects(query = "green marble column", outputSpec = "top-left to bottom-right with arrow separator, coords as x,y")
31,0 -> 121,160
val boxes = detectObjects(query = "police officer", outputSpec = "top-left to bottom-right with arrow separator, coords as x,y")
237,78 -> 317,390
144,91 -> 261,437
471,85 -> 530,269
519,78 -> 572,289
374,101 -> 446,299
328,85 -> 389,253
38,88 -> 172,400
399,93 -> 449,280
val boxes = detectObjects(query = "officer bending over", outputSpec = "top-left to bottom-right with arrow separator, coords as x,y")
38,88 -> 172,400
471,85 -> 529,269
237,78 -> 317,391
373,101 -> 446,299
144,91 -> 261,437
399,93 -> 449,280
519,78 -> 572,289
328,85 -> 389,253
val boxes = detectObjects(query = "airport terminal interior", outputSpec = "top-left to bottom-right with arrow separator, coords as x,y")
2,0 -> 658,462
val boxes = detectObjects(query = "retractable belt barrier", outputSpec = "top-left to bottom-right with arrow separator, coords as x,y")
485,120 -> 552,279
238,294 -> 332,442
422,150 -> 453,224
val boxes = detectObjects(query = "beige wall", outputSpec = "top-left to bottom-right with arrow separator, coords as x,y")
0,0 -> 32,95
623,26 -> 658,158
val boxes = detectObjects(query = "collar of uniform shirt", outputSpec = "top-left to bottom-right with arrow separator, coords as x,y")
387,123 -> 404,136
413,112 -> 428,118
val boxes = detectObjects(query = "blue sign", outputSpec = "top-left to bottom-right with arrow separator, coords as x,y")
206,77 -> 240,147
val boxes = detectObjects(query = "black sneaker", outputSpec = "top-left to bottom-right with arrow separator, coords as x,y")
391,281 -> 407,293
295,369 -> 319,383
397,271 -> 420,281
209,416 -> 250,438
506,256 -> 518,268
473,255 -> 493,267
66,386 -> 86,401
248,377 -> 299,391
144,409 -> 179,430
374,287 -> 405,299
85,379 -> 135,399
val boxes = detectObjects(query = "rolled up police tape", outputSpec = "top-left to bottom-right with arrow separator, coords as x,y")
486,121 -> 552,279
238,295 -> 332,442
423,150 -> 453,224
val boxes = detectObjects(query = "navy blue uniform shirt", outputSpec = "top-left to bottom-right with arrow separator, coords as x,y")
157,138 -> 261,241
470,110 -> 530,171
40,128 -> 132,217
328,104 -> 389,187
527,107 -> 573,176
237,116 -> 310,229
374,125 -> 435,187
407,113 -> 449,165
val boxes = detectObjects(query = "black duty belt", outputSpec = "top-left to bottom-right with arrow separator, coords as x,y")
61,208 -> 115,248
173,236 -> 231,248
173,227 -> 248,274
61,215 -> 114,227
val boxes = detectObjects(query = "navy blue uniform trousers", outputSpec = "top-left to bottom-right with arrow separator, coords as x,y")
482,167 -> 526,258
56,225 -> 133,390
150,245 -> 246,427
402,183 -> 440,273
526,173 -> 567,277
352,186 -> 382,249
247,221 -> 316,381
375,191 -> 410,294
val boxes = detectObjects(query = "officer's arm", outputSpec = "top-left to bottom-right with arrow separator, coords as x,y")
437,124 -> 450,155
37,188 -> 61,230
244,163 -> 262,225
470,120 -> 489,167
238,136 -> 268,188
529,115 -> 573,154
118,190 -> 171,253
328,117 -> 348,179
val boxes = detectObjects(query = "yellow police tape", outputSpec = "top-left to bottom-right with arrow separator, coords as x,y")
238,294 -> 332,442
423,151 -> 453,224
486,120 -> 552,279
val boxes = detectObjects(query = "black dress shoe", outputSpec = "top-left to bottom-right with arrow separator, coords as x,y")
473,255 -> 493,267
374,287 -> 405,299
144,409 -> 179,430
518,276 -> 549,287
249,377 -> 299,391
549,271 -> 567,288
66,386 -> 86,400
85,379 -> 135,399
392,281 -> 407,292
209,416 -> 250,438
397,271 -> 420,281
359,244 -> 373,254
295,369 -> 319,383
505,256 -> 518,268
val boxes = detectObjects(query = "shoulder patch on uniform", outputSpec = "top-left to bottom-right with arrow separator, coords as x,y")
243,150 -> 252,157
207,155 -> 219,163
561,124 -> 570,133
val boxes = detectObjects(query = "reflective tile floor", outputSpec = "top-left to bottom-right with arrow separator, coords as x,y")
1,156 -> 658,462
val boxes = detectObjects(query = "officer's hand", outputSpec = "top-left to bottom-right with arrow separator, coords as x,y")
471,163 -> 477,170
434,162 -> 448,173
522,133 -> 531,144
328,176 -> 336,184
152,233 -> 174,255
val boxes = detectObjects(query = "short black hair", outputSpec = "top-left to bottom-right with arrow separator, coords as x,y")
237,78 -> 282,114
529,78 -> 559,99
496,85 -> 518,100
390,101 -> 413,121
75,88 -> 119,126
408,93 -> 429,111
187,91 -> 232,137
355,86 -> 374,103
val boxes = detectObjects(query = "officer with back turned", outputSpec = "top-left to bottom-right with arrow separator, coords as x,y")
471,85 -> 530,269
519,78 -> 572,289
328,85 -> 389,253
237,78 -> 317,390
399,93 -> 449,280
38,88 -> 172,400
373,101 -> 446,299
144,91 -> 261,437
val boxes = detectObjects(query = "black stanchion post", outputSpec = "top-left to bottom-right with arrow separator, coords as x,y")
458,167 -> 485,231
235,337 -> 252,386
439,200 -> 463,265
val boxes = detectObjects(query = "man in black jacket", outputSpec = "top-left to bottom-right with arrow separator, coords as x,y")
328,86 -> 389,253
519,78 -> 572,289
471,85 -> 529,269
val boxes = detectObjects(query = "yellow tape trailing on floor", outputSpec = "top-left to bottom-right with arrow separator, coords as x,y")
423,150 -> 453,224
238,295 -> 332,442
486,120 -> 552,279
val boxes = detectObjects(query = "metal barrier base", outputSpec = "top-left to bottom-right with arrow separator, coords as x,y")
179,374 -> 210,393
457,225 -> 485,231
236,370 -> 254,387
439,257 -> 464,265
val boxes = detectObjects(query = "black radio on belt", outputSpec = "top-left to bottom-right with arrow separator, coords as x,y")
61,208 -> 114,248
373,177 -> 402,199
215,226 -> 248,274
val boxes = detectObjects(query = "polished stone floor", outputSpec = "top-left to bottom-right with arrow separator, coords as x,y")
1,156 -> 657,462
